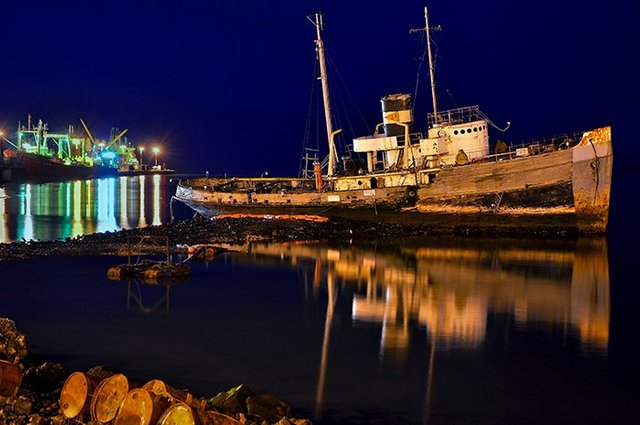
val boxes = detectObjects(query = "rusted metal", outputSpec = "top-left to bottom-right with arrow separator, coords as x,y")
59,371 -> 103,419
90,373 -> 131,424
156,402 -> 196,425
143,379 -> 203,408
113,388 -> 172,425
0,359 -> 22,397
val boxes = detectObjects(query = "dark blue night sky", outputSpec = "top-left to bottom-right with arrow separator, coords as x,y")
1,1 -> 636,175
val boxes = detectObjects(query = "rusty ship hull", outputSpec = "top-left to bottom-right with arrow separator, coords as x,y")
175,181 -> 418,219
174,127 -> 612,234
415,126 -> 613,233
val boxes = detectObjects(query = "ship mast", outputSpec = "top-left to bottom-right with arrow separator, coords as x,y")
310,12 -> 337,176
411,5 -> 441,121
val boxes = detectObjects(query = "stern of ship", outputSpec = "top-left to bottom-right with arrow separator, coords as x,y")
572,127 -> 613,234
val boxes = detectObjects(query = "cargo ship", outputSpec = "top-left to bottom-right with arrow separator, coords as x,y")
3,116 -> 174,181
174,6 -> 612,234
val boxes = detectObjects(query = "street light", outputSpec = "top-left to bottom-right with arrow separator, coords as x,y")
152,147 -> 160,167
138,146 -> 145,165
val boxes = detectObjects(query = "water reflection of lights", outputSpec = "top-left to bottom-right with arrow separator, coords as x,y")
22,184 -> 34,241
240,239 -> 610,422
152,174 -> 161,226
138,175 -> 146,227
0,176 -> 168,242
119,176 -> 128,227
0,187 -> 8,243
72,180 -> 83,238
96,178 -> 117,233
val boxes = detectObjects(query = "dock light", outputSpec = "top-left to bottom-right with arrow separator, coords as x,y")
138,146 -> 145,165
152,147 -> 160,166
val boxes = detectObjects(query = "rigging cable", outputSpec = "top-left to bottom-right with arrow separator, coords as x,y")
299,60 -> 321,177
326,50 -> 371,135
412,31 -> 427,113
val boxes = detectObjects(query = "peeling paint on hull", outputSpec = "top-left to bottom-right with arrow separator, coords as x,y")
175,127 -> 612,235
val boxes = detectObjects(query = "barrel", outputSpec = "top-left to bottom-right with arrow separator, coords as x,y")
90,373 -> 131,423
156,402 -> 196,425
142,379 -> 200,406
0,359 -> 22,397
113,388 -> 172,425
59,371 -> 103,419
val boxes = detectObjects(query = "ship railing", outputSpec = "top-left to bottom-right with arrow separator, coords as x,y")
483,130 -> 585,162
427,105 -> 483,126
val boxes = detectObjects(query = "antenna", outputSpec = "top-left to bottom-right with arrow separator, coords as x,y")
410,6 -> 441,121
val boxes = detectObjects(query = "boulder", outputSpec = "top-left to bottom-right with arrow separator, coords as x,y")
246,394 -> 291,424
0,318 -> 29,361
23,362 -> 67,391
207,384 -> 255,415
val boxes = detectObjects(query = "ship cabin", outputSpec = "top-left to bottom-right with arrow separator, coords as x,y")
424,105 -> 490,166
350,94 -> 490,187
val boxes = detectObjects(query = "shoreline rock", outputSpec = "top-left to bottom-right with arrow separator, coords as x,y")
0,318 -> 311,425
0,214 -> 578,261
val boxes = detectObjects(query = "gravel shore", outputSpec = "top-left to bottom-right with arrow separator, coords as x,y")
0,213 -> 579,261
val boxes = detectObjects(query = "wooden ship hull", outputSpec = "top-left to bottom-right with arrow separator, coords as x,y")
175,179 -> 418,219
174,126 -> 612,234
415,126 -> 613,233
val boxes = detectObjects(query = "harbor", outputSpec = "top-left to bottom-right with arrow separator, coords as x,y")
1,1 -> 636,425
1,116 -> 175,184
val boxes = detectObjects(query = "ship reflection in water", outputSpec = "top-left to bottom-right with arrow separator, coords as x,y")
0,235 -> 618,424
239,238 -> 609,421
0,175 -> 170,243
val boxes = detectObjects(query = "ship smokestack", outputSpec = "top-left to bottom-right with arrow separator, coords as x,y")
381,93 -> 413,138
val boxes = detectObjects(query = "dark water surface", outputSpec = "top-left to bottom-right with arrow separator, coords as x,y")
0,175 -> 191,243
1,167 -> 638,424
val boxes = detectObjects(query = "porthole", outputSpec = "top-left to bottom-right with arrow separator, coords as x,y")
473,127 -> 478,132
460,129 -> 465,134
454,130 -> 459,135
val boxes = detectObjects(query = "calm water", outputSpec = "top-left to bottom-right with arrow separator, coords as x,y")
0,175 -> 191,243
1,167 -> 638,424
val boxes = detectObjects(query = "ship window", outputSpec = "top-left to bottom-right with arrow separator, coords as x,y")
454,130 -> 459,135
473,127 -> 478,132
460,129 -> 465,134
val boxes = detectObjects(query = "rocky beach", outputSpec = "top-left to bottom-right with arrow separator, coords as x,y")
1,317 -> 313,425
0,212 -> 580,261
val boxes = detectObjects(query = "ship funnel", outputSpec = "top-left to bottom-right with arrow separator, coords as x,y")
381,93 -> 413,138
